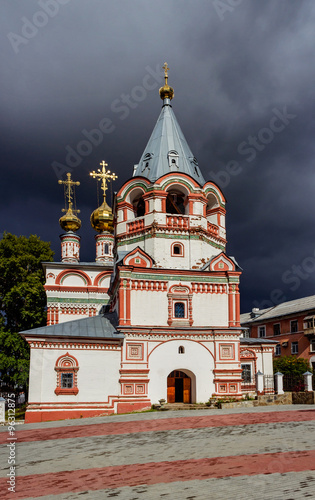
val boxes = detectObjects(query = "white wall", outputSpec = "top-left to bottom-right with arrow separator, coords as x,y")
148,339 -> 215,403
28,347 -> 121,403
192,294 -> 229,327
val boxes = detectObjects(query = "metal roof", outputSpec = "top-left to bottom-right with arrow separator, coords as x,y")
241,294 -> 315,324
133,101 -> 205,185
20,312 -> 124,340
240,337 -> 277,345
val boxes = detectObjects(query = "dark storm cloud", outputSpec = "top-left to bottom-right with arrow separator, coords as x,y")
1,0 -> 315,311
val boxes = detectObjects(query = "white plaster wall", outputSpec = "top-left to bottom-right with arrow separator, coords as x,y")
192,294 -> 229,327
29,348 -> 121,403
144,237 -> 221,270
148,339 -> 215,403
131,290 -> 168,326
255,350 -> 274,376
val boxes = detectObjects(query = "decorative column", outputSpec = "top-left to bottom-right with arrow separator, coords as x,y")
256,370 -> 264,394
274,372 -> 284,395
303,371 -> 313,392
60,232 -> 81,263
95,233 -> 114,264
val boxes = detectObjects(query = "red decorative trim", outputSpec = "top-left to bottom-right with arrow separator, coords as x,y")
54,353 -> 79,396
93,271 -> 112,287
56,269 -> 92,286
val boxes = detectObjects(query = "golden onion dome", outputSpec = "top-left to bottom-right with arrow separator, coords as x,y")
90,199 -> 114,233
159,62 -> 174,101
159,83 -> 174,101
59,206 -> 81,232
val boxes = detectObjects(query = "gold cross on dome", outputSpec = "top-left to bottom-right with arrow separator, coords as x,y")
58,172 -> 80,213
163,62 -> 169,84
90,161 -> 118,201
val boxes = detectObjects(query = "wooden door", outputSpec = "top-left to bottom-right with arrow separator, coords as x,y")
183,377 -> 191,403
167,377 -> 175,403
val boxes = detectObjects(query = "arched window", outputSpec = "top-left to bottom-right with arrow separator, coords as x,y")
134,196 -> 145,217
166,191 -> 185,215
172,243 -> 184,256
174,302 -> 185,318
55,353 -> 79,395
178,346 -> 185,354
104,243 -> 109,255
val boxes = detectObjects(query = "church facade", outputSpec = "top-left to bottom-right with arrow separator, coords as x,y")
21,65 -> 275,423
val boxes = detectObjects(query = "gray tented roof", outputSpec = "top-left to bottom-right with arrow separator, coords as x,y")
20,312 -> 124,339
133,102 -> 205,185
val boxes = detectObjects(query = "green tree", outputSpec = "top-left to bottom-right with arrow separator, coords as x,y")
273,356 -> 312,377
0,232 -> 54,392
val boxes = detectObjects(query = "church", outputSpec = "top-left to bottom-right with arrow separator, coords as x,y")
21,64 -> 275,423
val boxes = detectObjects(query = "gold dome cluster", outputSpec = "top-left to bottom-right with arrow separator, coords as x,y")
159,62 -> 174,101
58,164 -> 117,235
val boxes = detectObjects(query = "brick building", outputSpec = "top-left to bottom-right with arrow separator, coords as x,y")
241,295 -> 315,371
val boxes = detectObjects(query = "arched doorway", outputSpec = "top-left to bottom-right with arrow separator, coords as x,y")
167,370 -> 191,403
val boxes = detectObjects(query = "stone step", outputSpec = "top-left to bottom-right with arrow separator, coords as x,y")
156,403 -> 212,411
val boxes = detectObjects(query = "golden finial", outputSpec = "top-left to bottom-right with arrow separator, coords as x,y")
90,161 -> 117,202
58,173 -> 81,232
159,62 -> 174,101
89,161 -> 118,233
163,62 -> 169,84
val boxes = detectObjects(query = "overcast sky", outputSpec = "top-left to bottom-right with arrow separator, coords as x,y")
1,0 -> 315,312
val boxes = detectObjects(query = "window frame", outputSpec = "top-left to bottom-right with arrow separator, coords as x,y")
55,353 -> 79,395
290,320 -> 298,333
258,325 -> 266,338
291,341 -> 298,355
174,302 -> 185,319
275,344 -> 281,356
241,363 -> 252,383
171,242 -> 184,257
273,323 -> 281,336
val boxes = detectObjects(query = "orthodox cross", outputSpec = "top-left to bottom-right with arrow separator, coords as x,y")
58,172 -> 80,213
163,62 -> 169,85
90,161 -> 118,202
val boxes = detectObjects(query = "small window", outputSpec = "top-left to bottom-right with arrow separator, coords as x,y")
172,243 -> 183,256
290,320 -> 298,333
104,244 -> 109,255
178,346 -> 185,354
174,302 -> 185,318
291,341 -> 298,354
241,364 -> 251,382
61,373 -> 73,388
311,339 -> 315,352
273,323 -> 281,336
258,326 -> 266,338
275,344 -> 281,356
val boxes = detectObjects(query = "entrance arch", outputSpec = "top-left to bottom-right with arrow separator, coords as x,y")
167,370 -> 191,403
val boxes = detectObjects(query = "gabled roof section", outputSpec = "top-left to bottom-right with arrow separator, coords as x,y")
201,253 -> 242,272
240,294 -> 315,324
133,102 -> 205,185
121,246 -> 155,268
20,313 -> 123,339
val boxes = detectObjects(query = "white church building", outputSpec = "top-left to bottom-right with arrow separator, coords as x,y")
21,65 -> 276,423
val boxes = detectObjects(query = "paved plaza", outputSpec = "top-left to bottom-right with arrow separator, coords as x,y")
1,405 -> 315,499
